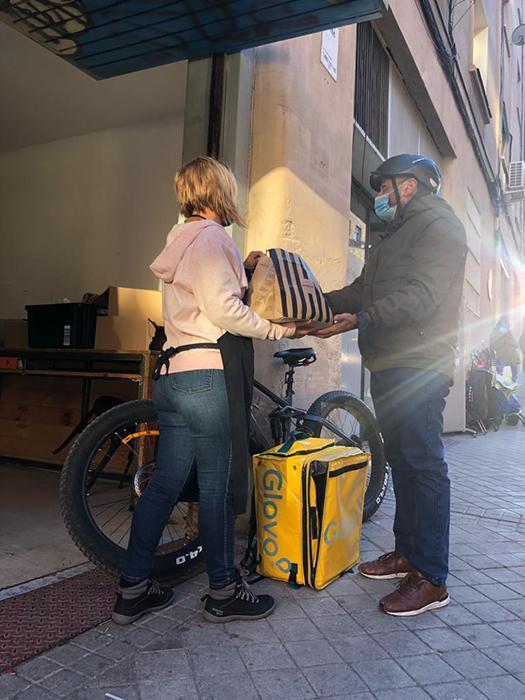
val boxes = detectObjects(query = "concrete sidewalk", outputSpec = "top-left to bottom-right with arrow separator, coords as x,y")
2,424 -> 525,699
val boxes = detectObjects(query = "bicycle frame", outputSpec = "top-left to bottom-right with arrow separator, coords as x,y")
253,379 -> 288,409
96,374 -> 360,482
252,378 -> 360,449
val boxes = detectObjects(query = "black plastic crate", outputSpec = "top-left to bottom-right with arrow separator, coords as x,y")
25,303 -> 98,349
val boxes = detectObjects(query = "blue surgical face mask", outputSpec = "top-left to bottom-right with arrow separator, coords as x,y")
374,191 -> 397,222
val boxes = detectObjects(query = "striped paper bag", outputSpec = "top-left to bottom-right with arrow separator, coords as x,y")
247,249 -> 333,327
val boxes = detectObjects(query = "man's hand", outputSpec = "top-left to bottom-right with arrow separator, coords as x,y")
309,313 -> 358,338
244,250 -> 266,272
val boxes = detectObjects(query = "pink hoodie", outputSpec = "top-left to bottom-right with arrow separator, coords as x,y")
150,220 -> 294,373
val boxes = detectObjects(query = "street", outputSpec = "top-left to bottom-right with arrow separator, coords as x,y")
2,417 -> 525,700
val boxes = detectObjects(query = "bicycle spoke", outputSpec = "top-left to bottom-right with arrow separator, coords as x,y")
334,408 -> 356,434
99,501 -> 131,531
117,526 -> 132,547
90,499 -> 130,520
89,495 -> 129,509
321,408 -> 364,448
76,407 -> 200,569
86,437 -> 121,491
166,522 -> 175,542
108,509 -> 133,539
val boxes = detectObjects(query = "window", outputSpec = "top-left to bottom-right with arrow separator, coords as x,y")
503,25 -> 511,60
388,66 -> 441,159
470,0 -> 491,123
472,1 -> 489,89
464,190 -> 482,317
517,107 -> 523,160
354,23 -> 389,155
502,101 -> 511,145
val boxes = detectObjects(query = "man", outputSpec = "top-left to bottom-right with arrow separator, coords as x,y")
312,154 -> 467,616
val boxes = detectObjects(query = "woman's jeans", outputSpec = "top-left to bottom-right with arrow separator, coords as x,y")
370,368 -> 451,586
123,370 -> 237,589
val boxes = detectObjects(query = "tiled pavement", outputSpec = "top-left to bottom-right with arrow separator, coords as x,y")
2,422 -> 525,699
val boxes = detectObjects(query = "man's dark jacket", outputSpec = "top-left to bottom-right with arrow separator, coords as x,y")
326,195 -> 467,379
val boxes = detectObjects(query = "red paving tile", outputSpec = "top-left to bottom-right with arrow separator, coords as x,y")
0,569 -> 116,672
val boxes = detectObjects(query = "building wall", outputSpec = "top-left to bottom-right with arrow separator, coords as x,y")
0,118 -> 183,318
449,0 -> 524,334
248,0 -> 524,429
247,28 -> 357,406
499,0 -> 525,331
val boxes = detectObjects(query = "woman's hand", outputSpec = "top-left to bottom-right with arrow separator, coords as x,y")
292,321 -> 313,339
279,321 -> 313,339
244,250 -> 266,272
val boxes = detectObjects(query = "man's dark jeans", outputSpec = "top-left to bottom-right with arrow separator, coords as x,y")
123,370 -> 237,588
370,368 -> 451,586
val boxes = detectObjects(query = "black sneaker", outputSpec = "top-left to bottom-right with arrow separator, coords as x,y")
112,578 -> 175,625
202,579 -> 275,623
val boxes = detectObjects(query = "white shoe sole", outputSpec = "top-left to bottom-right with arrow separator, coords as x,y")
359,571 -> 410,580
382,595 -> 450,617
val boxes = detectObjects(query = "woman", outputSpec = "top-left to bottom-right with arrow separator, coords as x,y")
491,317 -> 521,382
112,156 -> 296,625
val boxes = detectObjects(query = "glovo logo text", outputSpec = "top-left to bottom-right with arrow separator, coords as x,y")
323,516 -> 357,546
261,468 -> 292,573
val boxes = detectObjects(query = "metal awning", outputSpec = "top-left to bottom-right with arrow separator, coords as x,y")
0,1 -> 387,79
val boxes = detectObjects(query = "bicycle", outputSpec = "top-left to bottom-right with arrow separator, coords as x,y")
60,347 -> 389,581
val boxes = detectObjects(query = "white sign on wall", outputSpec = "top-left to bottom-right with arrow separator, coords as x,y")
321,28 -> 339,81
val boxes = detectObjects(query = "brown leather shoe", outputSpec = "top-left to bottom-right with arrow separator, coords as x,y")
379,570 -> 450,616
358,551 -> 412,580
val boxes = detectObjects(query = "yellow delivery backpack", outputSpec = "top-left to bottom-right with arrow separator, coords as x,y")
253,436 -> 369,589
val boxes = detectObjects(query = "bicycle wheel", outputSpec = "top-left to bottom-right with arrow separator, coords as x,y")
59,399 -> 203,578
304,391 -> 389,521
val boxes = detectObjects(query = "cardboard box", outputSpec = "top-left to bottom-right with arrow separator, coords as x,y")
0,319 -> 28,348
95,316 -> 156,352
92,286 -> 163,351
95,286 -> 162,322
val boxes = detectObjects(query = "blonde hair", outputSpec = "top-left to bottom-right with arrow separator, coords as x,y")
174,156 -> 245,227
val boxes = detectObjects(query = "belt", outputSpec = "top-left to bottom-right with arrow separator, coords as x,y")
152,343 -> 220,381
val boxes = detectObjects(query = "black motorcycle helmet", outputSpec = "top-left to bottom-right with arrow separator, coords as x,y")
370,154 -> 442,194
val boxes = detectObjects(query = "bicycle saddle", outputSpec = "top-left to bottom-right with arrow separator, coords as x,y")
273,347 -> 316,366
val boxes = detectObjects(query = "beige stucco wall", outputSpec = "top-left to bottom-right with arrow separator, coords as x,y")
247,29 -> 356,407
0,118 -> 183,319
